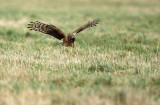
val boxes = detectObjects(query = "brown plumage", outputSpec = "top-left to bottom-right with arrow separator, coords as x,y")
27,19 -> 99,49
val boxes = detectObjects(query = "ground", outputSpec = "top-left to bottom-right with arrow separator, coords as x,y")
0,0 -> 160,105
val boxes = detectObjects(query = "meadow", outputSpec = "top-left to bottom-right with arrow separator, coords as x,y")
0,0 -> 160,105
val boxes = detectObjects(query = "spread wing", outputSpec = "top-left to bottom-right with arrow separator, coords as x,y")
72,19 -> 99,36
27,21 -> 66,40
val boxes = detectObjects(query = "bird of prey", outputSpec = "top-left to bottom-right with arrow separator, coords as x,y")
27,19 -> 99,53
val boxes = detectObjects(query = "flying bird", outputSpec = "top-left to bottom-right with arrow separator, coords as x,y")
27,19 -> 99,53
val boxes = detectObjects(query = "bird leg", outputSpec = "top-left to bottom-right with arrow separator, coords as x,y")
74,48 -> 76,54
72,43 -> 76,54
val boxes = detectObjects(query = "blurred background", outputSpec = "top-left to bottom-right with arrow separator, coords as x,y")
0,0 -> 160,105
0,0 -> 160,45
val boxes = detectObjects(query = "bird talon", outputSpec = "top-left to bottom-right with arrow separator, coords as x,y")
74,49 -> 76,54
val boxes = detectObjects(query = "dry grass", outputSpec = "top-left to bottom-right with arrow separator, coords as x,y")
0,0 -> 160,105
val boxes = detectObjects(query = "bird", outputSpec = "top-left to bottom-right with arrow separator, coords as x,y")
27,19 -> 99,53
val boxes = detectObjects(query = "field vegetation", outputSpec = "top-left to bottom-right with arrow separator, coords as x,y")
0,0 -> 160,105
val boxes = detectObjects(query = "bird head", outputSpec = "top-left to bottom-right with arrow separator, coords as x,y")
68,34 -> 75,42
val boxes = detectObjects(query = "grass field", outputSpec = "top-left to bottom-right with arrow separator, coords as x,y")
0,0 -> 160,105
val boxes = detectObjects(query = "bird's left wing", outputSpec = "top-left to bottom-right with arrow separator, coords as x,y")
71,19 -> 99,36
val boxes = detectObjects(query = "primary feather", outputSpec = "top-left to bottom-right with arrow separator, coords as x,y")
27,21 -> 66,40
72,19 -> 99,35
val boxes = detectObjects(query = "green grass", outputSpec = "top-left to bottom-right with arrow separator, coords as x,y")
0,0 -> 160,105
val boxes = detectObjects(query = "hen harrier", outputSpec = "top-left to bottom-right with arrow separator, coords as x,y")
27,19 -> 99,53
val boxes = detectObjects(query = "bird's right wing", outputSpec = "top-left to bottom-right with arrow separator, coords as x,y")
28,21 -> 66,40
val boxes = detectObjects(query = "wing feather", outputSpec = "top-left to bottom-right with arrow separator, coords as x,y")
72,19 -> 99,36
27,21 -> 66,40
